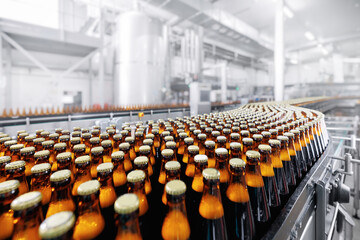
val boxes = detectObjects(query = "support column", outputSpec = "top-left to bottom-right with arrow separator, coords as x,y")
5,41 -> 12,109
221,62 -> 227,103
98,8 -> 105,108
274,0 -> 284,101
333,54 -> 344,83
89,58 -> 93,107
0,35 -> 3,112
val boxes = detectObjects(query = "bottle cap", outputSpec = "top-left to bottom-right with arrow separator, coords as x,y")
4,140 -> 17,147
268,139 -> 281,146
50,170 -> 71,182
119,143 -> 130,150
284,132 -> 294,138
0,137 -> 11,143
165,161 -> 181,171
215,148 -> 228,156
11,191 -> 42,211
0,180 -> 20,194
125,137 -> 135,143
194,154 -> 208,163
179,132 -> 188,138
31,163 -> 51,174
113,134 -> 122,141
139,145 -> 151,153
161,149 -> 174,157
73,144 -> 86,151
75,155 -> 91,164
127,170 -> 145,183
253,134 -> 263,140
59,135 -> 69,141
70,138 -> 81,144
40,131 -> 50,137
261,131 -> 271,137
277,136 -> 289,142
165,180 -> 186,195
114,193 -> 139,214
34,150 -> 50,158
134,156 -> 149,166
230,133 -> 240,139
77,180 -> 100,196
90,137 -> 100,144
230,142 -> 241,150
164,136 -> 174,142
197,134 -> 206,140
5,160 -> 26,170
111,151 -> 125,159
165,141 -> 176,148
202,168 -> 220,180
145,134 -> 154,139
82,133 -> 91,139
10,144 -> 24,151
20,146 -> 35,154
258,144 -> 271,152
184,137 -> 194,144
242,138 -> 253,143
0,156 -> 11,163
56,152 -> 72,160
217,136 -> 227,143
188,145 -> 199,154
91,146 -> 104,154
39,211 -> 75,239
97,162 -> 114,172
42,140 -> 55,147
229,158 -> 246,168
49,133 -> 59,139
205,140 -> 215,147
246,150 -> 260,159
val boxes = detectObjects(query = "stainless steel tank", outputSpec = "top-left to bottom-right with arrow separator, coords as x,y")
115,11 -> 166,106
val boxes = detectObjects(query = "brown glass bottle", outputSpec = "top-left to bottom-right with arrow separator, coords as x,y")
134,156 -> 152,195
30,163 -> 52,213
162,160 -> 181,205
20,146 -> 36,182
241,138 -> 253,163
0,156 -> 11,182
111,151 -> 127,195
72,155 -> 92,196
39,211 -> 75,240
101,140 -> 113,163
5,160 -> 28,195
277,136 -> 296,187
10,144 -> 24,162
91,146 -> 104,178
284,132 -> 302,180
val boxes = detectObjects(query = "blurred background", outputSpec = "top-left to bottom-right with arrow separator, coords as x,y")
0,0 -> 359,115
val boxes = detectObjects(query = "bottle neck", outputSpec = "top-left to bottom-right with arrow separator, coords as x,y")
117,211 -> 141,238
78,193 -> 102,215
200,179 -> 224,219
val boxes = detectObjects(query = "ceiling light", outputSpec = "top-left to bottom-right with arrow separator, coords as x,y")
304,31 -> 315,41
283,6 -> 294,18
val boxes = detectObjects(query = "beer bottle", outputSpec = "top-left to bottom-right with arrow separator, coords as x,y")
215,148 -> 230,192
216,136 -> 227,149
30,163 -> 52,213
184,145 -> 198,186
165,141 -> 177,154
139,145 -> 155,169
36,129 -> 45,138
249,128 -> 258,138
119,142 -> 133,173
20,146 -> 36,182
134,156 -> 152,194
18,133 -> 28,145
54,128 -> 62,135
47,169 -> 75,218
284,132 -> 302,180
205,140 -> 216,168
161,180 -> 191,240
42,140 -> 56,165
0,156 -> 11,182
40,131 -> 50,141
277,136 -> 296,187
82,133 -> 92,154
135,131 -> 144,154
90,137 -> 101,148
225,158 -> 255,240
107,128 -> 116,145
125,137 -> 137,161
4,140 -> 17,156
10,144 -> 24,162
100,132 -> 110,142
26,136 -> 36,149
159,149 -> 175,185
241,138 -> 253,162
91,146 -> 104,178
59,135 -> 70,152
258,145 -> 281,209
72,155 -> 92,196
73,144 -> 86,159
192,155 -> 208,193
182,137 -> 194,168
303,125 -> 316,163
5,160 -> 28,195
0,180 -> 20,239
74,180 -> 106,239
39,211 -> 75,240
290,130 -> 307,173
177,132 -> 188,157
49,133 -> 59,144
101,140 -> 113,163
162,160 -> 181,205
114,193 -> 143,240
143,137 -> 156,159
212,130 -> 220,142
91,129 -> 100,138
111,151 -> 127,195
197,133 -> 207,154
11,191 -> 43,240
240,130 -> 250,139
297,127 -> 312,168
230,142 -> 242,159
223,129 -> 231,149
245,150 -> 271,224
253,134 -> 263,150
268,140 -> 289,197
306,122 -> 320,159
199,168 -> 228,240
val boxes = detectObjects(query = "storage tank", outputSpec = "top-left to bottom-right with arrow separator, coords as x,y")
115,11 -> 166,106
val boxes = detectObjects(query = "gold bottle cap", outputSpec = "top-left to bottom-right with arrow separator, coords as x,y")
139,145 -> 150,153
73,144 -> 86,151
165,141 -> 176,149
0,180 -> 20,194
258,144 -> 271,152
269,129 -> 278,134
54,143 -> 67,150
82,133 -> 91,139
261,131 -> 271,137
215,148 -> 228,156
61,130 -> 70,135
19,132 -> 29,138
165,161 -> 181,171
77,180 -> 101,196
113,134 -> 122,141
246,150 -> 260,159
5,160 -> 26,170
188,145 -> 199,154
59,135 -> 69,141
202,168 -> 220,180
194,154 -> 208,163
49,133 -> 59,139
223,128 -> 231,134
36,129 -> 44,135
90,137 -> 100,144
230,142 -> 241,150
161,149 -> 174,157
230,133 -> 240,139
242,137 -> 253,143
73,127 -> 81,131
143,139 -> 153,145
164,136 -> 174,142
70,137 -> 81,144
184,137 -> 194,144
284,132 -> 294,138
229,158 -> 246,168
42,140 -> 55,147
11,191 -> 42,211
119,142 -> 130,150
125,137 -> 135,143
56,152 -> 72,160
91,146 -> 104,154
253,134 -> 263,140
0,137 -> 11,143
127,170 -> 145,183
100,133 -> 109,139
50,169 -> 71,182
34,150 -> 50,158
75,155 -> 91,164
145,133 -> 154,139
197,134 -> 206,140
101,140 -> 112,148
0,156 -> 11,163
134,156 -> 148,166
10,144 -> 24,151
277,136 -> 289,142
40,131 -> 50,137
111,151 -> 125,160
97,162 -> 114,173
39,211 -> 75,239
179,132 -> 188,138
165,180 -> 186,196
114,193 -> 139,214
72,131 -> 81,137
269,139 -> 281,146
4,140 -> 17,147
205,140 -> 215,147
31,163 -> 51,174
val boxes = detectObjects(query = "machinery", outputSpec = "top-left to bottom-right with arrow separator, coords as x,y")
189,82 -> 211,116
